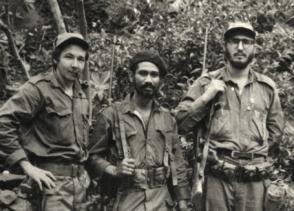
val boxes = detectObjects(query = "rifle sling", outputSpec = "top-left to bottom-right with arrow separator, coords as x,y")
115,103 -> 130,159
199,95 -> 219,178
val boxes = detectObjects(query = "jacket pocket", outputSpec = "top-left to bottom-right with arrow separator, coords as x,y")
45,106 -> 72,116
44,105 -> 73,144
250,110 -> 268,144
210,108 -> 233,140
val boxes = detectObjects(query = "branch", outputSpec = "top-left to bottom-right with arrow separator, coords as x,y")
108,36 -> 116,104
47,0 -> 66,33
0,20 -> 30,79
77,0 -> 87,38
76,0 -> 92,124
4,4 -> 10,28
201,26 -> 209,76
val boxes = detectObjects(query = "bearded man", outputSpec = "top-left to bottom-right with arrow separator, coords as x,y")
175,22 -> 284,211
88,51 -> 190,211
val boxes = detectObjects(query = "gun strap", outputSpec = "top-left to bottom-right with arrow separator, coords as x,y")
165,138 -> 178,186
114,103 -> 130,159
199,95 -> 218,178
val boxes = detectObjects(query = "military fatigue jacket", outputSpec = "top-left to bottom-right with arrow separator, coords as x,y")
88,94 -> 190,201
175,67 -> 284,155
0,71 -> 89,167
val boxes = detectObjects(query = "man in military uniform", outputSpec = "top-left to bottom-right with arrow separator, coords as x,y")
88,51 -> 190,211
175,22 -> 284,210
0,32 -> 90,211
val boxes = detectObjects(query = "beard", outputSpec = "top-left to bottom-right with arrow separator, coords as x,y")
225,50 -> 254,69
135,83 -> 158,98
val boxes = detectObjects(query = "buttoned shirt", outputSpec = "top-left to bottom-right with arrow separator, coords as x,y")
175,67 -> 284,155
0,71 -> 89,167
88,94 -> 189,200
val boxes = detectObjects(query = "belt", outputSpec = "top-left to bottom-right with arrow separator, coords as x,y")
206,161 -> 272,182
36,162 -> 85,177
121,166 -> 168,189
216,148 -> 266,160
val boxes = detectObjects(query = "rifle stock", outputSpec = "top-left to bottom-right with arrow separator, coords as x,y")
191,133 -> 204,210
192,25 -> 210,209
191,94 -> 217,210
115,103 -> 131,159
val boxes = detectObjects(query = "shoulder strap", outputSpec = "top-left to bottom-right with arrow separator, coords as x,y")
198,96 -> 218,178
114,102 -> 131,159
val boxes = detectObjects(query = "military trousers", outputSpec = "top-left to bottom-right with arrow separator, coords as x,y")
204,174 -> 265,211
32,170 -> 90,211
113,186 -> 175,211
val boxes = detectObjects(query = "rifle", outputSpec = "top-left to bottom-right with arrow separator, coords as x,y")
96,103 -> 131,211
108,36 -> 116,105
191,26 -> 211,210
115,102 -> 131,159
191,95 -> 218,210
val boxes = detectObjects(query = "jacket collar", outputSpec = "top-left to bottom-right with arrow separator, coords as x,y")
220,66 -> 256,85
120,93 -> 161,114
49,70 -> 86,98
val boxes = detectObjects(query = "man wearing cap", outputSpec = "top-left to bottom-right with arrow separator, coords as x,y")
175,22 -> 284,210
0,32 -> 90,210
88,51 -> 190,211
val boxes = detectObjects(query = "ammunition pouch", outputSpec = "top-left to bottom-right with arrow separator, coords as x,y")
206,159 -> 273,182
120,166 -> 169,190
147,167 -> 168,188
264,180 -> 288,211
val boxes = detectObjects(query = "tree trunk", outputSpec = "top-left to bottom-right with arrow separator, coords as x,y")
0,20 -> 30,79
77,0 -> 92,124
47,0 -> 66,33
77,0 -> 87,39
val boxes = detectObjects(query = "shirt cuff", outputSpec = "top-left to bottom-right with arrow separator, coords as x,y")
6,149 -> 28,167
173,185 -> 191,201
89,156 -> 112,176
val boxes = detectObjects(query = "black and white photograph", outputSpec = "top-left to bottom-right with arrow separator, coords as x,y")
0,0 -> 293,210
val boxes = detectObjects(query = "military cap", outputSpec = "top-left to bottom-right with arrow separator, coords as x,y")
129,51 -> 167,77
224,22 -> 256,40
54,32 -> 89,50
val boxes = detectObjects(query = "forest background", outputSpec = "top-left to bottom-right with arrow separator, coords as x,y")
0,0 -> 294,209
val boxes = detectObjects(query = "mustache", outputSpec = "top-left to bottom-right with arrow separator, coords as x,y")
234,52 -> 246,57
141,83 -> 155,89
